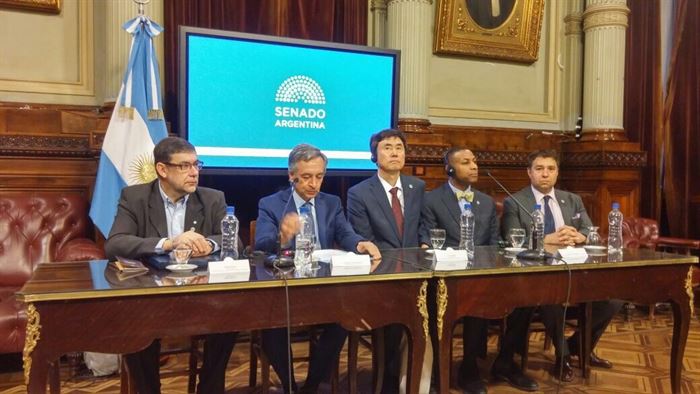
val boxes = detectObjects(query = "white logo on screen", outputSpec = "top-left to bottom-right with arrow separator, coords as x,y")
274,75 -> 326,130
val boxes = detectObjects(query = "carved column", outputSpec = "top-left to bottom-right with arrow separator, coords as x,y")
562,1 -> 584,131
104,0 -> 164,103
386,0 -> 432,133
370,0 -> 388,48
580,0 -> 630,141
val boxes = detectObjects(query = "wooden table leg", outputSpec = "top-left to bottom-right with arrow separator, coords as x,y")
671,299 -> 691,394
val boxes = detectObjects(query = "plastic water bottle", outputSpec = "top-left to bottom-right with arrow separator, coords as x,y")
459,203 -> 475,258
531,204 -> 545,253
607,202 -> 623,253
220,206 -> 239,260
294,205 -> 313,269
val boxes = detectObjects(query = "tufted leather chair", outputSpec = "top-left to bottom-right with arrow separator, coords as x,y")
0,191 -> 104,354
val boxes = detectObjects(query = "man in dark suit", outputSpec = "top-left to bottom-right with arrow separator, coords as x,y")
501,149 -> 623,382
347,129 -> 429,392
421,147 -> 538,393
255,143 -> 380,394
105,137 -> 236,394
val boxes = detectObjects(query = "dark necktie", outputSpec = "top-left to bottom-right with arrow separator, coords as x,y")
543,195 -> 556,235
389,187 -> 404,239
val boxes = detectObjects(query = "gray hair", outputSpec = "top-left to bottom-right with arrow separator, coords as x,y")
288,143 -> 328,173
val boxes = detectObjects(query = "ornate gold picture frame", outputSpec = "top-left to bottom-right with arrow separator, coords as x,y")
0,0 -> 61,14
434,0 -> 545,63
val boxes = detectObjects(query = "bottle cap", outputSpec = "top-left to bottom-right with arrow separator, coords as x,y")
226,206 -> 235,215
299,205 -> 310,214
612,202 -> 620,209
534,204 -> 541,210
464,202 -> 472,210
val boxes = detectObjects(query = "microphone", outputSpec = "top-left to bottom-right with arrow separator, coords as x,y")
266,185 -> 297,269
486,171 -> 553,261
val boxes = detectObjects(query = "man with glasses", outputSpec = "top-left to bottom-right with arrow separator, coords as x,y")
255,143 -> 380,394
105,136 -> 237,394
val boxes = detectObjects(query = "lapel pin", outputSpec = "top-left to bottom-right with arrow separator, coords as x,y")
476,200 -> 480,205
409,184 -> 414,189
560,200 -> 565,204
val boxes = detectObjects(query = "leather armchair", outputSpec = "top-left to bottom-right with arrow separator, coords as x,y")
622,217 -> 700,317
0,192 -> 104,354
622,216 -> 700,255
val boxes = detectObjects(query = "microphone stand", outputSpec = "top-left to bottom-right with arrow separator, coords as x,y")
486,171 -> 553,261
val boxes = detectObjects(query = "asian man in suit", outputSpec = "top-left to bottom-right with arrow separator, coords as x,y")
105,137 -> 237,394
347,129 -> 430,393
501,149 -> 623,382
255,143 -> 380,394
421,147 -> 538,393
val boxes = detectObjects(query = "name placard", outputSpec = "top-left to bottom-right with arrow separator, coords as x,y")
208,258 -> 251,283
555,247 -> 588,265
434,249 -> 469,271
331,253 -> 371,276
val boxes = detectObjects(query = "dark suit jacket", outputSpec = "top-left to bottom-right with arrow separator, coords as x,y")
421,183 -> 499,248
105,180 -> 226,260
501,186 -> 593,242
347,174 -> 428,249
255,189 -> 364,254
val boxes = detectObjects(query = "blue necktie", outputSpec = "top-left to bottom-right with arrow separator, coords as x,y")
543,195 -> 555,235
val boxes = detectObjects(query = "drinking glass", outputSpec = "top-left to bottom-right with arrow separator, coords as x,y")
172,245 -> 193,265
429,229 -> 446,250
586,226 -> 602,247
508,228 -> 526,248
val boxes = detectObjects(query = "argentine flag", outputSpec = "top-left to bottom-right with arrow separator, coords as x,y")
90,16 -> 168,236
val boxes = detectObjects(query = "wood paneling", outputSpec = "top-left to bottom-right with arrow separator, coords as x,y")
0,102 -> 647,243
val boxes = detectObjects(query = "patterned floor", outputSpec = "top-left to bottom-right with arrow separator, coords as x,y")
2,306 -> 699,393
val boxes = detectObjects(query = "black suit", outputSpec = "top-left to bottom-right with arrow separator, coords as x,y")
502,187 -> 623,359
105,180 -> 236,394
422,183 -> 533,380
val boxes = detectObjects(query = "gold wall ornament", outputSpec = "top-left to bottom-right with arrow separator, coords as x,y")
22,303 -> 42,385
434,0 -> 545,63
0,0 -> 60,14
686,266 -> 695,317
437,278 -> 448,340
417,280 -> 430,339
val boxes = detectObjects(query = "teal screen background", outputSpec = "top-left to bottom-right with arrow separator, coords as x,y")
186,33 -> 398,171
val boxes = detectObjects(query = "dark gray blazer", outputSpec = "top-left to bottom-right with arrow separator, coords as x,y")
347,174 -> 428,249
501,186 -> 593,242
421,183 -> 500,248
105,180 -> 226,260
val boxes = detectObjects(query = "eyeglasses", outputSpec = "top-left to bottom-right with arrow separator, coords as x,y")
163,160 -> 204,172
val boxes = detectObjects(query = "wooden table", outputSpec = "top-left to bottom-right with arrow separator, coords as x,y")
409,246 -> 696,394
17,250 -> 433,394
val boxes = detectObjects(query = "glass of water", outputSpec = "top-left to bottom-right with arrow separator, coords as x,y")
172,245 -> 193,265
508,228 -> 526,248
429,229 -> 446,250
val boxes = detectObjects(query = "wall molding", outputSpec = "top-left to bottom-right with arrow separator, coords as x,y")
0,0 -> 95,97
